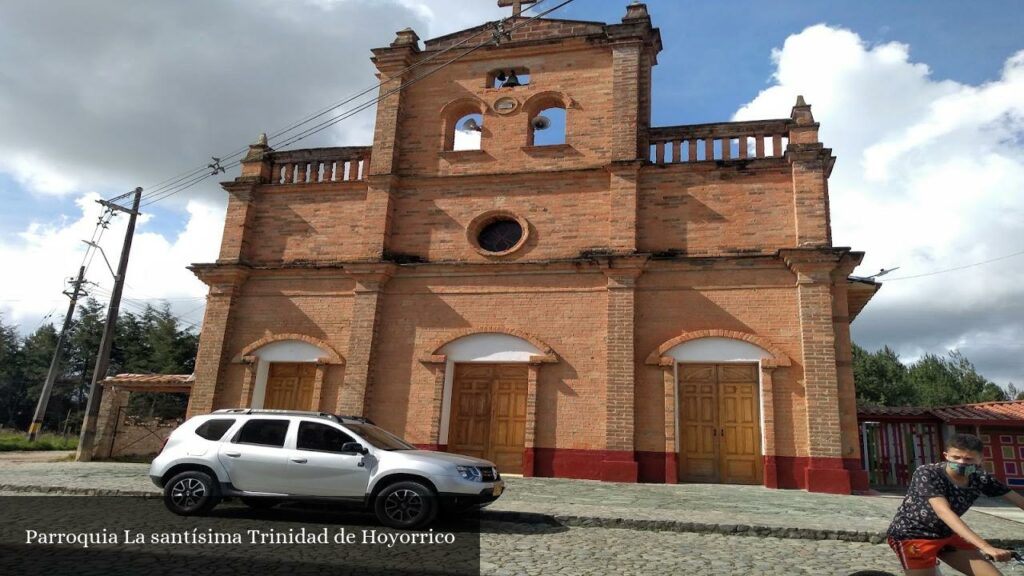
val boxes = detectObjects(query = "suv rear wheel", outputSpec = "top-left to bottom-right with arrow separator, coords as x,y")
164,470 -> 221,516
374,480 -> 437,529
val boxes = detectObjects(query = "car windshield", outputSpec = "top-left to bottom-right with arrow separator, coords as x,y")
343,422 -> 416,451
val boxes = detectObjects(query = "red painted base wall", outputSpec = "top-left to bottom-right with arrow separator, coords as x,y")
417,445 -> 867,494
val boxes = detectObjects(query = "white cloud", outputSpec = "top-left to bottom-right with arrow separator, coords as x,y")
0,0 -> 502,205
0,0 -> 501,334
0,194 -> 224,333
735,25 -> 1024,385
453,128 -> 482,151
8,155 -> 79,197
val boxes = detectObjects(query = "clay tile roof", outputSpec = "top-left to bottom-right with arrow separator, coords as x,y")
101,374 -> 193,392
858,405 -> 933,418
859,400 -> 1024,426
932,400 -> 1024,423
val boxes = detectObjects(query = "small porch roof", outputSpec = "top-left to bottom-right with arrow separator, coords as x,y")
100,373 -> 194,393
858,400 -> 1024,428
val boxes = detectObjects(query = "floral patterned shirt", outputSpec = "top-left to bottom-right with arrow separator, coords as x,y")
888,462 -> 1011,540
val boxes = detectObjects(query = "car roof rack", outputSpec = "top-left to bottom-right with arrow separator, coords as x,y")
336,415 -> 376,425
211,408 -> 339,422
210,408 -> 376,425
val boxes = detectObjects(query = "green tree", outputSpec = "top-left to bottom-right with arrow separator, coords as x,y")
1008,383 -> 1024,401
117,303 -> 197,419
65,298 -> 107,428
908,353 -> 963,406
853,343 -> 916,406
0,314 -> 26,428
19,323 -> 70,430
907,350 -> 1002,406
979,382 -> 1009,403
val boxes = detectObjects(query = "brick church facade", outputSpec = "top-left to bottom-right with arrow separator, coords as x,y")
185,2 -> 879,493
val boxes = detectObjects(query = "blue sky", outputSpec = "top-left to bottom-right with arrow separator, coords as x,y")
0,0 -> 1022,386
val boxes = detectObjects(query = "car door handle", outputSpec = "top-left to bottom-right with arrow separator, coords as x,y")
290,457 -> 308,464
224,451 -> 241,457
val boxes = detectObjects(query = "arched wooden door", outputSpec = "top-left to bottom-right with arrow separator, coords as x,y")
448,364 -> 528,473
678,363 -> 762,484
263,362 -> 316,411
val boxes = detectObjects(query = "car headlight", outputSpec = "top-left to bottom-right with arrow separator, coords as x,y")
456,465 -> 483,481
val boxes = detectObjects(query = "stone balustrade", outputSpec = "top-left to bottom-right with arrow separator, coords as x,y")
648,119 -> 792,165
269,146 -> 372,184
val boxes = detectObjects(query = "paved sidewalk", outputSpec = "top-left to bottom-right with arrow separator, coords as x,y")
2,455 -> 1024,546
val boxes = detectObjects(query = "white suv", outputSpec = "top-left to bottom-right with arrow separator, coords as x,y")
149,409 -> 505,529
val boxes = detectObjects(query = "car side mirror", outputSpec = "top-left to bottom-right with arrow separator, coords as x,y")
341,442 -> 368,455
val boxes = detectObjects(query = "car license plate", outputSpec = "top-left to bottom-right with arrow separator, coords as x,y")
492,484 -> 503,496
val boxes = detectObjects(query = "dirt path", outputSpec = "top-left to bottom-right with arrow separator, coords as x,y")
0,450 -> 74,463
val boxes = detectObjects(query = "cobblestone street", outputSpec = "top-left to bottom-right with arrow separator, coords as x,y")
480,523 -> 904,576
4,455 -> 1024,574
0,496 -> 907,576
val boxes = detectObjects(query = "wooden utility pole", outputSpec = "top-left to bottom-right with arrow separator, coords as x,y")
76,187 -> 142,461
26,265 -> 87,441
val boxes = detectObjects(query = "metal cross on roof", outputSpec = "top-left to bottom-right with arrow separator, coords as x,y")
497,0 -> 538,17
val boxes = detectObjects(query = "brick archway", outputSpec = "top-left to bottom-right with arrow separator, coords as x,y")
644,329 -> 790,367
422,326 -> 557,363
231,334 -> 344,413
233,333 -> 344,364
419,328 -> 558,476
644,329 -> 790,487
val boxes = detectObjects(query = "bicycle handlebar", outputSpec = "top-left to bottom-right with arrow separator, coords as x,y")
982,551 -> 1024,564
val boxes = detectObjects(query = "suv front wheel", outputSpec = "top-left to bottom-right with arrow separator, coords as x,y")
164,470 -> 221,516
374,480 -> 438,529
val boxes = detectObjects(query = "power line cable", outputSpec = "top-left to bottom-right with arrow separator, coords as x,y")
88,286 -> 202,331
137,0 -> 577,208
885,249 -> 1024,281
134,0 -> 561,207
272,0 -> 577,151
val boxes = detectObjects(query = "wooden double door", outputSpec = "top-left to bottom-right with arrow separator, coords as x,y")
678,363 -> 763,485
263,363 -> 316,411
448,364 -> 528,474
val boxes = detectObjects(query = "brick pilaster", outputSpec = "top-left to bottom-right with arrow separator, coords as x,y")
607,162 -> 641,253
659,360 -> 677,483
188,265 -> 249,418
340,263 -> 396,416
217,182 -> 260,263
782,250 -> 845,456
610,42 -> 642,161
760,362 -> 779,488
369,29 -> 420,177
421,357 -> 447,446
787,97 -> 835,248
832,251 -> 869,491
238,355 -> 257,408
608,2 -> 661,161
601,257 -> 646,481
219,137 -> 271,263
361,175 -> 398,260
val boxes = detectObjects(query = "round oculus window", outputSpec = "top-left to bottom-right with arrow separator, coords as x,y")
477,219 -> 524,253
